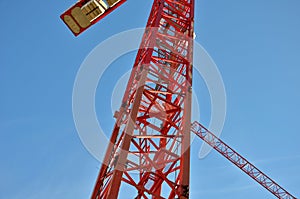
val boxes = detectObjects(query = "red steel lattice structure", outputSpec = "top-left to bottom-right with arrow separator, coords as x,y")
191,122 -> 296,199
91,0 -> 195,198
60,0 -> 297,198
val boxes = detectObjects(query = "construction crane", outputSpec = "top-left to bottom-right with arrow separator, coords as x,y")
60,0 -> 297,198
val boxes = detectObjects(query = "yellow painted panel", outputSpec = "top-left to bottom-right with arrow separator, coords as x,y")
88,2 -> 96,9
107,0 -> 121,7
71,7 -> 91,28
81,5 -> 91,15
89,12 -> 96,20
63,15 -> 80,34
99,0 -> 109,9
95,9 -> 101,15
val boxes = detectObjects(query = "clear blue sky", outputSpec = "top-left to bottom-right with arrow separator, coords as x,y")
0,0 -> 299,198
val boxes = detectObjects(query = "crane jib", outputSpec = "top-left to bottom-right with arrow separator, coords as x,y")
191,121 -> 297,199
60,0 -> 126,36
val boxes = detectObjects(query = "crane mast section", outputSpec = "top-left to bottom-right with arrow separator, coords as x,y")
59,0 -> 297,198
91,0 -> 195,198
191,121 -> 297,199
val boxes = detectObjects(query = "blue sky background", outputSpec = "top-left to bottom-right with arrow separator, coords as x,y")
1,0 -> 299,198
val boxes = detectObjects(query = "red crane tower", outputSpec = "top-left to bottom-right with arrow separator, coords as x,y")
61,0 -> 297,198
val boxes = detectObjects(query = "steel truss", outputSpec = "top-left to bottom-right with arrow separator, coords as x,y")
91,0 -> 195,198
191,121 -> 296,199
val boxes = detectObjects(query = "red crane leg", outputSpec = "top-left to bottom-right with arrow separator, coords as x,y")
191,121 -> 297,199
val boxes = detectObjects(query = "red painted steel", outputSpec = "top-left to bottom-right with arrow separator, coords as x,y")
191,121 -> 297,199
60,0 -> 296,198
91,0 -> 195,198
